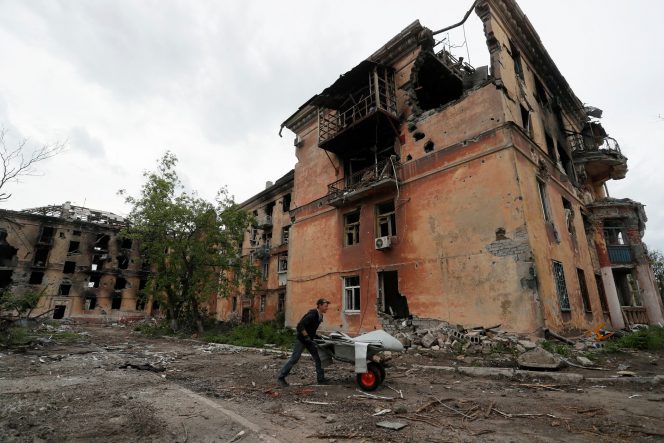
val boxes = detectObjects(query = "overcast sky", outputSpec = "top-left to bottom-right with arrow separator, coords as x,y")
1,1 -> 663,250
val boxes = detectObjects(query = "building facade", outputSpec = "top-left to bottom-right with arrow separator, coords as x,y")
275,0 -> 663,335
216,171 -> 293,323
0,203 -> 151,322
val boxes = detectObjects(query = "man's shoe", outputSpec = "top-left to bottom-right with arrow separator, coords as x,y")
317,378 -> 331,385
277,377 -> 289,387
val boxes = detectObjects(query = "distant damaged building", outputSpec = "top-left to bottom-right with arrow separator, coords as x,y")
275,0 -> 663,335
0,202 -> 151,322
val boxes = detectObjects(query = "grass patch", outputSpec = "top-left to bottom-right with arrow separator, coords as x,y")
204,321 -> 294,349
603,326 -> 664,353
541,339 -> 572,357
134,321 -> 176,337
0,326 -> 34,347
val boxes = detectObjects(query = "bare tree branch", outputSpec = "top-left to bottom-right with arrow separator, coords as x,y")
0,128 -> 65,201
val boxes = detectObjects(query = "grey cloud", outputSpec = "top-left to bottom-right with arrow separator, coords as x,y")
69,126 -> 105,158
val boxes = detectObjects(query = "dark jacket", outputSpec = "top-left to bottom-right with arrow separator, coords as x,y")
296,308 -> 322,342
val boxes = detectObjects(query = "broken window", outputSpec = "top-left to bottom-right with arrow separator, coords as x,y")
232,296 -> 237,312
262,261 -> 269,281
520,105 -> 532,137
344,276 -> 361,312
93,234 -> 110,252
117,255 -> 130,270
282,194 -> 291,212
88,274 -> 101,288
91,254 -> 105,271
29,271 -> 44,285
139,279 -> 147,290
114,277 -> 126,290
85,294 -> 97,310
265,201 -> 275,218
411,51 -> 464,111
277,255 -> 288,273
595,274 -> 609,313
534,77 -> 548,105
58,283 -> 72,295
378,270 -> 409,318
613,269 -> 641,307
278,292 -> 285,313
63,261 -> 76,274
120,238 -> 132,249
39,226 -> 55,244
0,270 -> 13,288
509,40 -> 524,81
603,220 -> 626,245
577,268 -> 591,313
556,144 -> 574,179
281,226 -> 290,245
111,292 -> 122,310
260,294 -> 266,312
344,211 -> 360,246
34,246 -> 50,267
561,198 -> 575,235
0,230 -> 17,267
67,241 -> 81,255
52,305 -> 66,319
552,260 -> 571,312
537,179 -> 552,222
72,230 -> 81,236
250,227 -> 258,245
376,201 -> 396,237
136,295 -> 146,311
545,132 -> 556,160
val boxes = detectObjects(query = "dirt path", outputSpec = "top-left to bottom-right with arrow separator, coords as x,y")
1,324 -> 663,442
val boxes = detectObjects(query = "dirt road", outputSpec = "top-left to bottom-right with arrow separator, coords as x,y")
1,324 -> 663,442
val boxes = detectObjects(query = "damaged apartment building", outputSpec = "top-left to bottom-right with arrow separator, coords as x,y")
216,171 -> 293,323
0,202 -> 152,321
272,0 -> 664,336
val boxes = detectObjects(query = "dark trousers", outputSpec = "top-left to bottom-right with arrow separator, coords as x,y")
278,339 -> 324,382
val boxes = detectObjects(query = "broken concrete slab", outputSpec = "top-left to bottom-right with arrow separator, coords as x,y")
420,332 -> 436,348
517,340 -> 537,350
576,356 -> 594,367
376,421 -> 408,430
517,348 -> 565,370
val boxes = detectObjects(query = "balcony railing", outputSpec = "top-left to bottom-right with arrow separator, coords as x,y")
622,306 -> 649,326
318,67 -> 397,147
327,158 -> 399,205
568,133 -> 621,154
607,245 -> 633,264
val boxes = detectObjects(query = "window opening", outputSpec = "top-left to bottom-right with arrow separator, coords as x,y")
281,226 -> 290,245
595,274 -> 609,313
34,246 -> 50,267
111,292 -> 122,310
510,40 -> 524,81
534,77 -> 548,105
537,180 -> 552,222
552,260 -> 570,311
260,294 -> 266,312
88,274 -> 101,288
277,255 -> 288,273
344,275 -> 361,312
72,230 -> 81,236
114,277 -> 127,290
39,226 -> 55,244
67,241 -> 80,255
376,201 -> 397,237
93,234 -> 110,252
278,293 -> 285,312
613,269 -> 641,307
120,238 -> 132,249
29,271 -> 44,285
63,261 -> 76,274
58,283 -> 72,295
0,270 -> 12,288
52,305 -> 66,319
577,268 -> 591,313
117,255 -> 130,270
232,296 -> 238,312
84,293 -> 97,310
520,105 -> 532,137
378,270 -> 409,318
562,198 -> 575,235
603,220 -> 626,245
545,132 -> 556,160
282,194 -> 291,212
262,261 -> 269,280
344,211 -> 360,246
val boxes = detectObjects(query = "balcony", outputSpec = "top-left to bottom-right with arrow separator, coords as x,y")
313,61 -> 398,156
327,158 -> 399,207
607,245 -> 633,264
570,133 -> 627,181
256,215 -> 272,229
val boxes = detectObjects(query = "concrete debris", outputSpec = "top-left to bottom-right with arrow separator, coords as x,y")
576,356 -> 594,367
517,348 -> 565,370
375,421 -> 408,431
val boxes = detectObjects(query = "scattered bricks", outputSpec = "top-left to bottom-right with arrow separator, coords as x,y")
421,332 -> 436,348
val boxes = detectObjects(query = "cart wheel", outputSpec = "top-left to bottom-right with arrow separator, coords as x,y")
369,361 -> 386,382
357,364 -> 381,391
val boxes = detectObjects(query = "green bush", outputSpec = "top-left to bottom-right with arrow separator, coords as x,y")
541,339 -> 572,357
0,326 -> 34,347
205,321 -> 294,348
603,326 -> 664,353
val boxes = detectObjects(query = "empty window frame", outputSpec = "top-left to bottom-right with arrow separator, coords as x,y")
552,260 -> 571,312
58,283 -> 72,295
72,230 -> 82,236
520,105 -> 532,137
114,277 -> 127,290
232,296 -> 238,312
376,201 -> 397,237
277,254 -> 288,273
29,271 -> 44,285
85,295 -> 97,310
111,292 -> 122,310
67,241 -> 81,255
577,268 -> 592,313
534,76 -> 548,105
63,261 -> 76,274
262,261 -> 269,281
281,226 -> 290,245
282,194 -> 291,212
260,294 -> 266,312
537,179 -> 552,222
344,211 -> 360,246
278,292 -> 285,313
39,226 -> 55,244
120,238 -> 132,249
595,274 -> 609,313
344,276 -> 361,312
88,274 -> 101,288
509,40 -> 524,81
562,197 -> 575,235
545,131 -> 557,160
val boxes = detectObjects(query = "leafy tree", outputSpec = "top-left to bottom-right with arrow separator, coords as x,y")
121,152 -> 257,332
647,248 -> 664,302
0,287 -> 43,320
0,128 -> 64,201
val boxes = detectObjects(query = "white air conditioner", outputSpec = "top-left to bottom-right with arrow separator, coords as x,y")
374,236 -> 391,250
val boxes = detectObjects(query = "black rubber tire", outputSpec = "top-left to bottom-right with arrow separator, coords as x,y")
369,361 -> 386,382
356,364 -> 382,391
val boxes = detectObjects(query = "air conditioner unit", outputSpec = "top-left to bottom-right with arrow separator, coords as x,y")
374,236 -> 391,250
